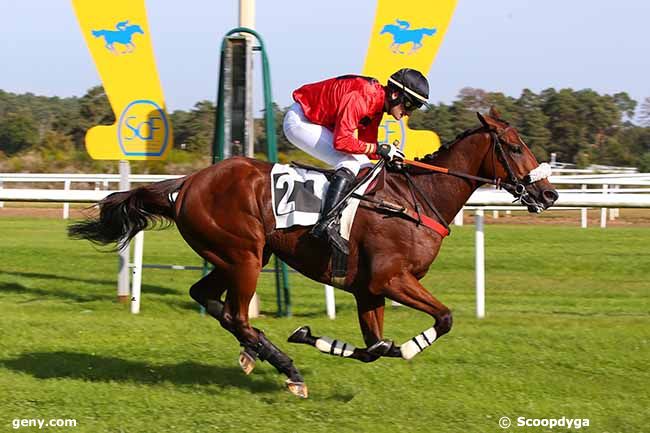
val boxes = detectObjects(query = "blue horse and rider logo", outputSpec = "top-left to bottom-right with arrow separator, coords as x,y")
380,19 -> 437,54
92,20 -> 144,54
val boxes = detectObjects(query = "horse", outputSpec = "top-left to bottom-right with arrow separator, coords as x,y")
380,22 -> 437,54
92,22 -> 144,54
69,108 -> 558,398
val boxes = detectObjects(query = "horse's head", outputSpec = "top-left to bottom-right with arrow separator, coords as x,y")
380,24 -> 397,35
477,107 -> 558,213
127,24 -> 144,35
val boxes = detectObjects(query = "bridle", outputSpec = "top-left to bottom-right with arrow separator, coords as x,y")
489,127 -> 552,212
406,125 -> 552,212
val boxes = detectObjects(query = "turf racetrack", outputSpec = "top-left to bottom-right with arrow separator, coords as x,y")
1,217 -> 648,432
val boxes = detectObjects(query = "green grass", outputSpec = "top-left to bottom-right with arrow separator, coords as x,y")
0,217 -> 648,433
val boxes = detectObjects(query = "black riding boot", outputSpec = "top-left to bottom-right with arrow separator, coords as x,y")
310,168 -> 355,254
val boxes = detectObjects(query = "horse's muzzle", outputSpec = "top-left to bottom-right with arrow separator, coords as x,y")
524,187 -> 559,213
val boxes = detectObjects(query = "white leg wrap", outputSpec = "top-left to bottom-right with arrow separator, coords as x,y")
400,327 -> 437,360
315,336 -> 356,357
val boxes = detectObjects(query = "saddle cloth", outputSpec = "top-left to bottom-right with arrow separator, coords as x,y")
270,163 -> 381,241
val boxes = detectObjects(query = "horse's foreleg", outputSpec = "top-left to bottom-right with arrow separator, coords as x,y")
376,270 -> 453,360
287,292 -> 398,362
355,291 -> 401,359
288,325 -> 369,360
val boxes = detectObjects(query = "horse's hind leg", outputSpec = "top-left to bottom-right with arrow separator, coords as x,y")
189,269 -> 255,368
223,259 -> 308,398
188,265 -> 307,397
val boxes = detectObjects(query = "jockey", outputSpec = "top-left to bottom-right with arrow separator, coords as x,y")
283,68 -> 429,251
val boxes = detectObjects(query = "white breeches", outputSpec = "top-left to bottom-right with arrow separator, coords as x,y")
283,102 -> 371,176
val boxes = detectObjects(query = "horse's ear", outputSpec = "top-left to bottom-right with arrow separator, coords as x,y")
489,106 -> 501,119
476,112 -> 490,129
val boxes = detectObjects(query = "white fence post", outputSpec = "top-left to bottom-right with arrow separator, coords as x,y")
600,184 -> 608,228
131,231 -> 144,314
581,184 -> 588,228
454,209 -> 464,226
62,180 -> 71,219
324,285 -> 336,319
0,180 -> 4,208
117,161 -> 131,302
475,209 -> 485,319
610,185 -> 619,220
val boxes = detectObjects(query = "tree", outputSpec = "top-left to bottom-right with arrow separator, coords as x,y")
516,89 -> 551,160
408,103 -> 456,145
612,92 -> 637,121
542,89 -> 584,163
78,86 -> 114,125
183,100 -> 215,154
639,97 -> 650,127
72,86 -> 114,149
638,152 -> 650,172
0,112 -> 39,155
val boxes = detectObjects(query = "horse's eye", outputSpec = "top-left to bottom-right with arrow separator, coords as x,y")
510,145 -> 522,154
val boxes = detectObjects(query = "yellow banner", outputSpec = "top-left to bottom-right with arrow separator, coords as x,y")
72,0 -> 172,160
363,0 -> 457,158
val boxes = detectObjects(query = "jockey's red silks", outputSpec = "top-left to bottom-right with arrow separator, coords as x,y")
292,76 -> 385,157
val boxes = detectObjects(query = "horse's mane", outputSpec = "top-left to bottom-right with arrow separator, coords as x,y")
417,125 -> 485,164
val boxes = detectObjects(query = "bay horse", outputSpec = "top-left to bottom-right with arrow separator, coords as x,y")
69,108 -> 558,398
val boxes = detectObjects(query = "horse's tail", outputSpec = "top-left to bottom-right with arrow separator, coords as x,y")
91,30 -> 104,38
68,177 -> 186,250
423,28 -> 437,36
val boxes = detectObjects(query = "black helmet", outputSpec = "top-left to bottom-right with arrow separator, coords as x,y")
387,68 -> 429,111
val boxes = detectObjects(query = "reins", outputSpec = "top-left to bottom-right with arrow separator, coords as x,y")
402,158 -> 504,189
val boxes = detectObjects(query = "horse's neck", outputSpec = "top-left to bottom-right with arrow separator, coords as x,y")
408,133 -> 491,223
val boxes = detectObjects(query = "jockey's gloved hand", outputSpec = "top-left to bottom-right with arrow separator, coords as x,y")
376,143 -> 405,162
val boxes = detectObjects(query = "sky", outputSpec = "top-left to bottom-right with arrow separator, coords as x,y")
1,0 -> 649,115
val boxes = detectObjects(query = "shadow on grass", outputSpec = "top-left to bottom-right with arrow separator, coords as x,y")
0,272 -> 179,302
0,351 -> 280,394
0,282 -> 112,303
0,269 -> 114,287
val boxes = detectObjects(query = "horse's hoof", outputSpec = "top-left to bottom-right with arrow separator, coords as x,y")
288,326 -> 312,344
238,350 -> 256,375
367,339 -> 395,357
285,379 -> 309,398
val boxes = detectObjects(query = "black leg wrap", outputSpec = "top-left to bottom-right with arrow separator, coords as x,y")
352,349 -> 381,363
367,339 -> 401,358
287,326 -> 317,346
252,331 -> 303,382
206,299 -> 225,320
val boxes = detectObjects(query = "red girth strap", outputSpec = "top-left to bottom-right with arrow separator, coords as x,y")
404,209 -> 450,237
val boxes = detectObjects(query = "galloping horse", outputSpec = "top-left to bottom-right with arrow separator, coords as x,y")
69,108 -> 558,398
92,21 -> 144,54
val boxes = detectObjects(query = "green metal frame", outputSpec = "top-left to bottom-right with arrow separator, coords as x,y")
213,27 -> 277,164
210,27 -> 290,317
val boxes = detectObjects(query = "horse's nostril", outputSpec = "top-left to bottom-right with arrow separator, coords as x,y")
543,189 -> 559,204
